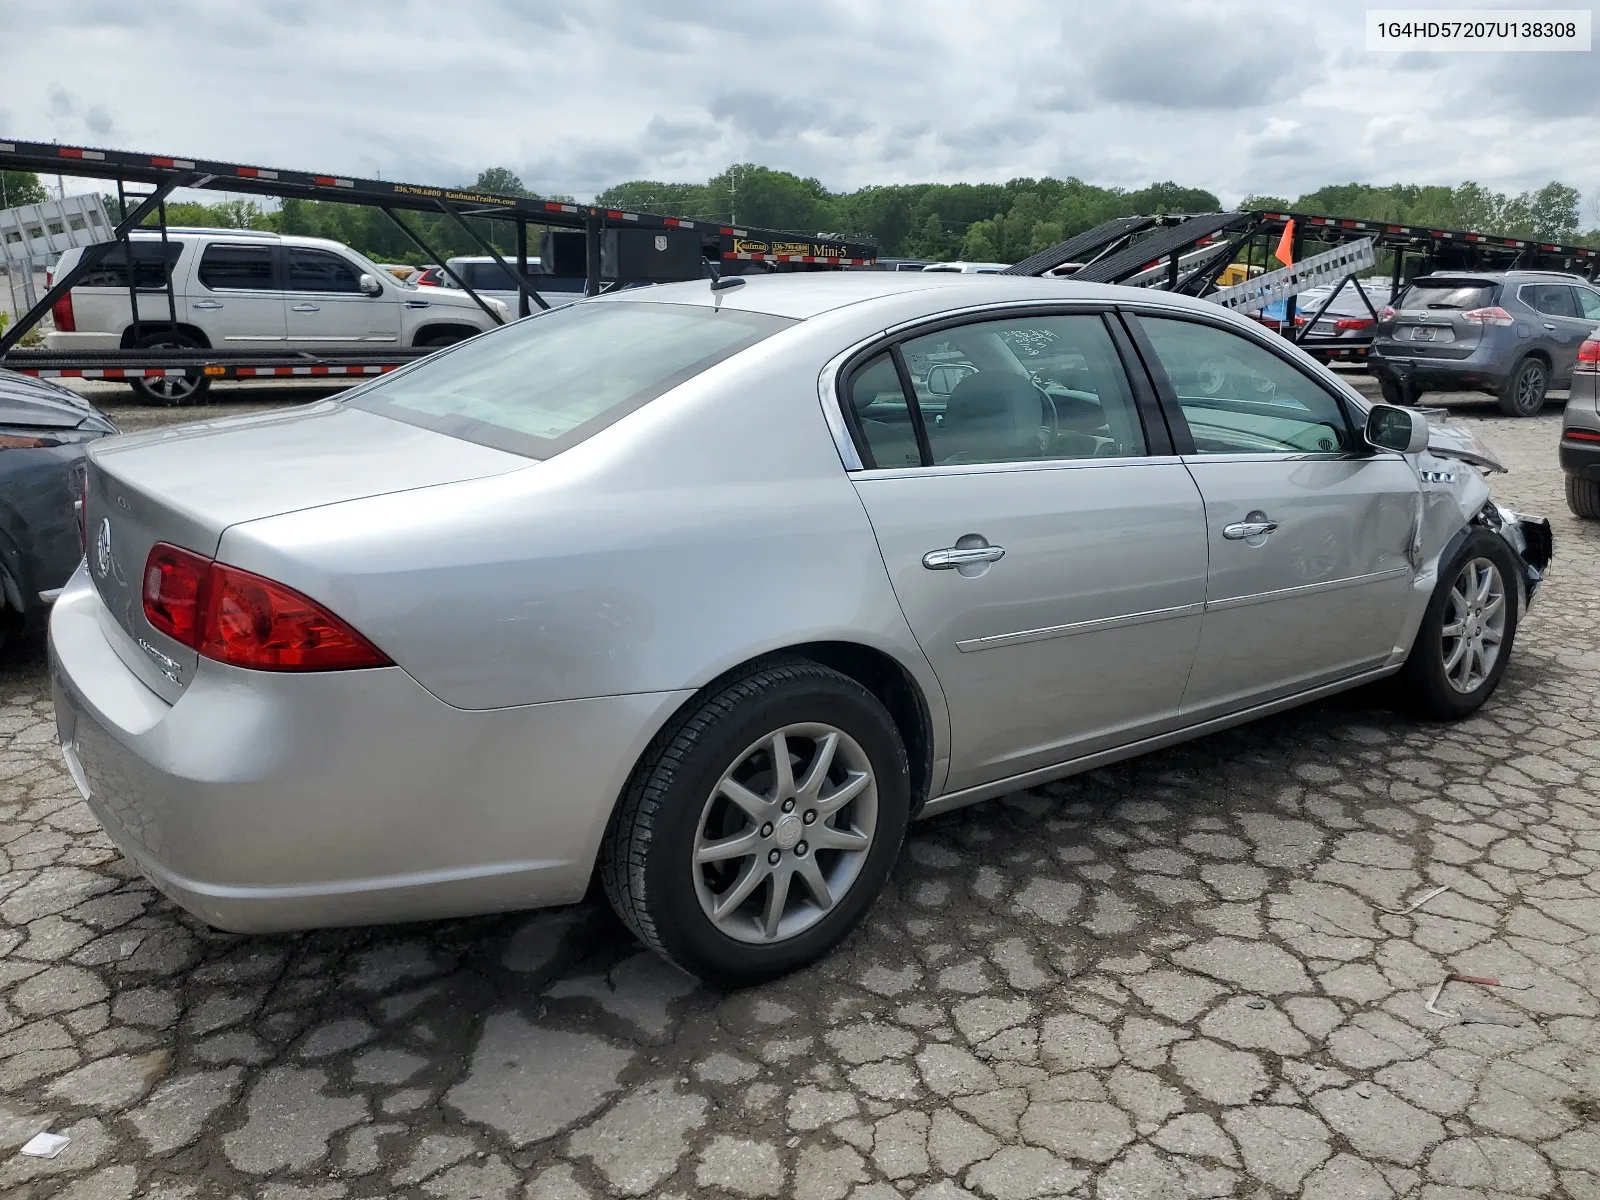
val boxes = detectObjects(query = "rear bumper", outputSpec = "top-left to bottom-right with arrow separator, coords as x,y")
49,566 -> 689,932
1559,437 -> 1600,480
1368,348 -> 1508,394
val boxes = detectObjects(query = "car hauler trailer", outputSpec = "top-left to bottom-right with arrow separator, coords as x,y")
1008,209 -> 1600,361
0,138 -> 876,399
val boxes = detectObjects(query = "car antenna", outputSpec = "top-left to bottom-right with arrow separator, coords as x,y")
708,260 -> 744,292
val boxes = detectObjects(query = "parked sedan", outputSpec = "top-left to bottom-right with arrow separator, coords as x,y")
0,368 -> 117,651
50,274 -> 1550,983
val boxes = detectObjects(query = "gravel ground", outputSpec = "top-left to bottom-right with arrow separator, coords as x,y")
1,379 -> 1596,1199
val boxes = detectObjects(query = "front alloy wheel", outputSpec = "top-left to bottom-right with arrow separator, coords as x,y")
1396,530 -> 1519,719
1440,557 -> 1506,694
693,724 -> 878,944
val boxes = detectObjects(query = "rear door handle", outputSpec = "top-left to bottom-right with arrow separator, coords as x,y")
292,303 -> 321,313
191,300 -> 222,310
923,545 -> 1005,569
1544,322 -> 1557,331
1223,516 -> 1279,540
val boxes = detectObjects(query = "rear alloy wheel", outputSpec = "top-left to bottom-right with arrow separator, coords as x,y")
1497,357 -> 1548,417
130,332 -> 210,406
1396,531 -> 1519,719
1565,475 -> 1600,519
600,660 -> 910,985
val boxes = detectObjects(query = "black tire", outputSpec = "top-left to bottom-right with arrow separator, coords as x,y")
600,659 -> 910,986
1395,529 -> 1520,720
1496,356 -> 1548,417
1379,377 -> 1412,406
1565,475 -> 1600,519
129,331 -> 211,406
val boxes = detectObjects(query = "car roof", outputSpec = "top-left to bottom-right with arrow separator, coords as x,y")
119,228 -> 359,253
1414,270 -> 1586,282
590,270 -> 1265,326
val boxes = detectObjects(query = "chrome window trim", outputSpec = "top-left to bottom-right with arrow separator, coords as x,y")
956,602 -> 1204,654
849,454 -> 1186,482
1203,566 -> 1412,614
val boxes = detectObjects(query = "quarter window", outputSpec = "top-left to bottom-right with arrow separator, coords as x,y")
848,353 -> 921,468
895,314 -> 1146,465
198,244 -> 275,291
288,248 -> 365,294
1137,317 -> 1353,455
1520,284 -> 1579,318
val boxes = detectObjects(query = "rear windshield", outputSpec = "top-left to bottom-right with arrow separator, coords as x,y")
346,301 -> 793,457
1399,281 -> 1494,310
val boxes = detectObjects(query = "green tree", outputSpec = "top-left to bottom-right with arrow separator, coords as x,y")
471,168 -> 532,197
1,171 -> 48,207
1523,181 -> 1581,241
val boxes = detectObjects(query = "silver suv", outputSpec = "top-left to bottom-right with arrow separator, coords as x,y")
1369,270 -> 1600,416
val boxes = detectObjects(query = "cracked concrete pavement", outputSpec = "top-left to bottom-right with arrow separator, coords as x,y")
1,381 -> 1598,1198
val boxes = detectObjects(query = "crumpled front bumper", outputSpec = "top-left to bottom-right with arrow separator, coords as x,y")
1485,502 -> 1553,609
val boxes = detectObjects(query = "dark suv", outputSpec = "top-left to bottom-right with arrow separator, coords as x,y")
1369,271 -> 1600,416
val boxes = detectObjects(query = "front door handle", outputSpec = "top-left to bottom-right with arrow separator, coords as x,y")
923,545 -> 1006,570
292,303 -> 321,313
1223,515 -> 1279,541
191,300 -> 223,310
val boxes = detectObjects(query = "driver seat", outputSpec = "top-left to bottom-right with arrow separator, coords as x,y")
936,371 -> 1045,462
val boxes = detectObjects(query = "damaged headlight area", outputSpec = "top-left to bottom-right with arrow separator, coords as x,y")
1476,500 -> 1553,606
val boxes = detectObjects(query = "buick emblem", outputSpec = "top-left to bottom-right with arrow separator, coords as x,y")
94,517 -> 112,578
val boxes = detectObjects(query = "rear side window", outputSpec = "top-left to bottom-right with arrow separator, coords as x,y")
346,301 -> 793,458
76,242 -> 185,290
1400,281 -> 1494,311
1576,287 -> 1600,320
1519,284 -> 1578,318
287,248 -> 364,293
199,245 -> 276,291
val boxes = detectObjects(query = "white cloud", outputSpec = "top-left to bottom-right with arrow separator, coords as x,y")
0,0 -> 1594,210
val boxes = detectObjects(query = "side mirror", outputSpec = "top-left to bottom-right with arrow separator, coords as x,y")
1365,404 -> 1429,454
358,273 -> 384,297
927,364 -> 974,397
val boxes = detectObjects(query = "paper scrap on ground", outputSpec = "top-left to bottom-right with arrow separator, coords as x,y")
20,1132 -> 70,1159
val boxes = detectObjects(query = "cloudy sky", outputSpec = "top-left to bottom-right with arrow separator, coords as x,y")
4,0 -> 1597,210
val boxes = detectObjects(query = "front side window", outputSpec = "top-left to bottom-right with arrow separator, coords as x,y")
288,248 -> 365,294
198,245 -> 275,291
347,301 -> 792,457
896,313 -> 1146,465
1138,316 -> 1353,456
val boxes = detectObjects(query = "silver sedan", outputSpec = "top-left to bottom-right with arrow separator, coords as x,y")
50,273 -> 1551,983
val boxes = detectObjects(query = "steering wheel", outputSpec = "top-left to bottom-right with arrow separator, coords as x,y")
1033,382 -> 1061,455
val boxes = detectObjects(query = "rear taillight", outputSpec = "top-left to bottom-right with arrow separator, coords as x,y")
51,292 -> 75,333
141,543 -> 392,671
1564,428 -> 1600,442
1334,317 -> 1375,331
143,543 -> 210,647
1460,306 -> 1514,326
1577,338 -> 1600,373
1379,305 -> 1396,321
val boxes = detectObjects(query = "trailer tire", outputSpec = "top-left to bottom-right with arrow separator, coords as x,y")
129,332 -> 211,407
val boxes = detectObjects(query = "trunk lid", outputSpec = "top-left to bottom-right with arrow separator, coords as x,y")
84,399 -> 528,700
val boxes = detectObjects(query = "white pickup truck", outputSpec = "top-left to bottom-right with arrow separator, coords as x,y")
47,229 -> 509,402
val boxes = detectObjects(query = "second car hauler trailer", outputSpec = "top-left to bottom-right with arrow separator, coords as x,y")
0,137 -> 877,402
